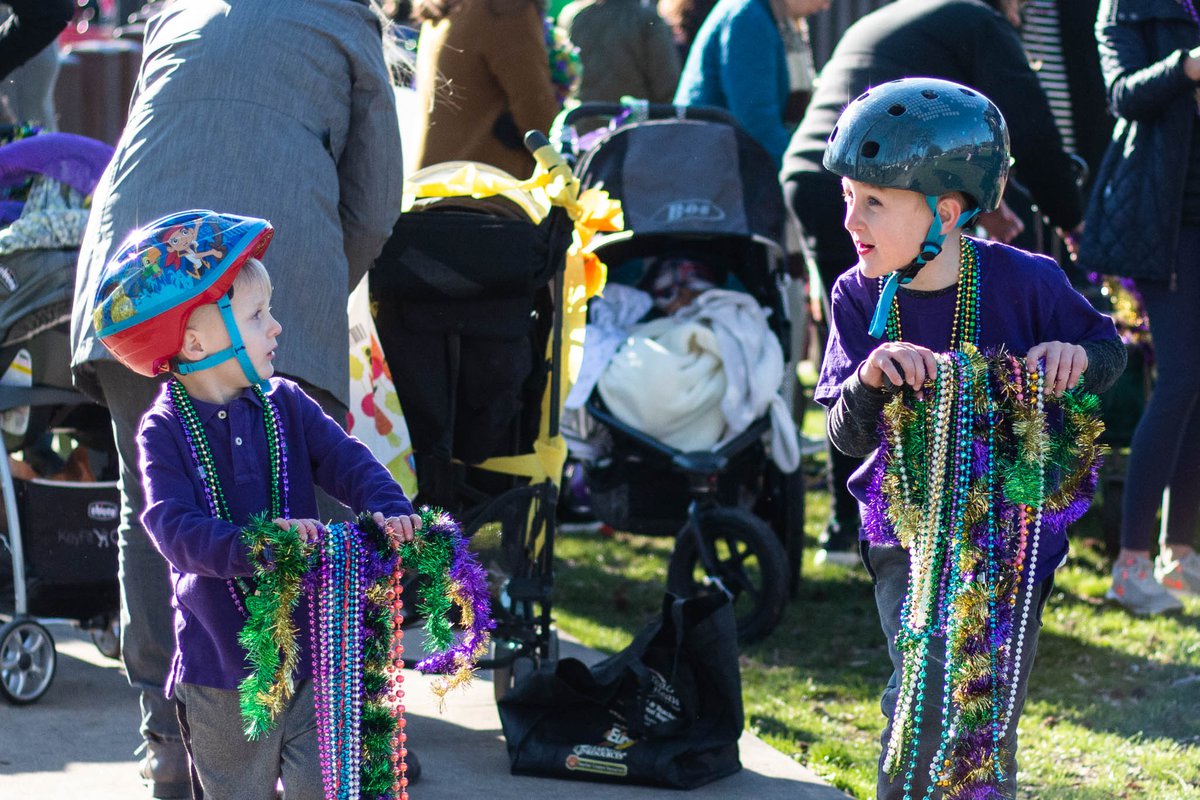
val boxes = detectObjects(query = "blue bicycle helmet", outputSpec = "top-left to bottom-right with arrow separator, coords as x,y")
93,209 -> 274,385
823,78 -> 1010,337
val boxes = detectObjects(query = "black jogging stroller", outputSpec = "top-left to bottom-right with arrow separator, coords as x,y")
371,135 -> 606,697
555,103 -> 804,645
0,130 -> 121,704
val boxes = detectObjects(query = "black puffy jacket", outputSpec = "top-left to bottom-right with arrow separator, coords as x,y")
1081,0 -> 1200,283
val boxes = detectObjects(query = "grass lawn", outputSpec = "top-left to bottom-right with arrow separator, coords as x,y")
550,437 -> 1200,798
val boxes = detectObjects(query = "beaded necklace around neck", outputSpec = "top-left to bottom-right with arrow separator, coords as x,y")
884,235 -> 981,349
167,378 -> 290,611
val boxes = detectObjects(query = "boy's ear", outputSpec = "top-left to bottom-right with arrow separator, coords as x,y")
936,194 -> 968,234
178,327 -> 207,363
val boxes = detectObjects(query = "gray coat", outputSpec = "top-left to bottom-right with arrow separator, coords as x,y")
70,0 -> 403,406
1080,0 -> 1198,283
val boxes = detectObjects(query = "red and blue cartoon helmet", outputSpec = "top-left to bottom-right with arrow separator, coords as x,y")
93,209 -> 274,377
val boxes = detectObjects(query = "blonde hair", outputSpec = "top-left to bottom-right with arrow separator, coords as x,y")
229,257 -> 272,300
183,258 -> 272,336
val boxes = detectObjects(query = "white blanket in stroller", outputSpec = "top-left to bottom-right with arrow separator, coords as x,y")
599,315 -> 728,453
596,289 -> 800,472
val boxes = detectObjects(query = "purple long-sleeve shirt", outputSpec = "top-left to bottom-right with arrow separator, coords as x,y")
138,377 -> 414,694
816,238 -> 1121,585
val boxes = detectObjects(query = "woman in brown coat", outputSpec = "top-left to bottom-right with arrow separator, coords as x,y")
412,0 -> 560,176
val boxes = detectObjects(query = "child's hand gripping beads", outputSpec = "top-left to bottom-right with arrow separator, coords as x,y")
373,510 -> 423,547
272,518 -> 324,544
1025,341 -> 1088,397
858,341 -> 939,400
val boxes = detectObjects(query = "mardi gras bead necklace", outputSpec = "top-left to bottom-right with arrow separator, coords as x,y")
168,378 -> 289,617
875,354 -> 1104,799
1182,0 -> 1200,29
235,509 -> 493,799
872,247 -> 1106,799
885,236 -> 981,348
998,365 -> 1045,741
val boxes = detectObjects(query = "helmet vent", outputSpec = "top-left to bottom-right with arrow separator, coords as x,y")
921,89 -> 938,99
887,103 -> 906,117
959,88 -> 976,97
860,141 -> 880,159
829,125 -> 838,142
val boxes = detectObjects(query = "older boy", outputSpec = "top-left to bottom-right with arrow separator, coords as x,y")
815,79 -> 1125,799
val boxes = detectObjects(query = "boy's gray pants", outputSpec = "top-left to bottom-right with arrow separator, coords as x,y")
865,544 -> 1053,800
175,681 -> 322,800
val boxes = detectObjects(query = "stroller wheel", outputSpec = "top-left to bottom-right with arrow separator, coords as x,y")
666,508 -> 789,645
91,616 -> 121,660
0,618 -> 56,704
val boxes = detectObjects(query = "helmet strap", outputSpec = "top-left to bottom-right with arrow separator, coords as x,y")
868,197 -> 979,338
174,294 -> 269,391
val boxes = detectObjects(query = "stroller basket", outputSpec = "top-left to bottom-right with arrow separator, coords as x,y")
0,475 -> 119,620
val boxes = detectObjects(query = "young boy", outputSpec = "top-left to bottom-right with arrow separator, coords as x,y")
814,79 -> 1126,799
93,210 -> 421,799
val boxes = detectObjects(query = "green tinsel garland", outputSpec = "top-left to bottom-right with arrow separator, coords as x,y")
236,515 -> 315,739
395,526 -> 458,654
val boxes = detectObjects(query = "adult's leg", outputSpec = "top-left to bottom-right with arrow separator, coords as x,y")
868,545 -> 1050,799
785,171 -> 862,558
93,360 -> 190,798
1120,227 -> 1200,552
283,374 -> 352,524
1161,402 -> 1200,549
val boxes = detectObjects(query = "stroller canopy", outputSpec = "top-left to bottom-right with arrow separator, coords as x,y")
575,118 -> 785,245
0,132 -> 114,347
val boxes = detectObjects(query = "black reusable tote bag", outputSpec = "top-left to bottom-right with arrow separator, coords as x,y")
496,592 -> 743,789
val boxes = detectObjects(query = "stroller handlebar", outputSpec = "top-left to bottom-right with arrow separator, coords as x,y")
524,130 -> 551,153
557,102 -> 740,129
524,130 -> 576,194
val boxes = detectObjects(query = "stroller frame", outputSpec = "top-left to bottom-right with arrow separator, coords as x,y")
372,136 -> 591,697
556,102 -> 806,644
0,370 -> 121,705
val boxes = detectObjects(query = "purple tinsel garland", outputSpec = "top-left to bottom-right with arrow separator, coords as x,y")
410,511 -> 495,677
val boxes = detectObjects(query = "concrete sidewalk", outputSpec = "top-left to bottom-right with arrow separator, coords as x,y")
0,622 -> 849,799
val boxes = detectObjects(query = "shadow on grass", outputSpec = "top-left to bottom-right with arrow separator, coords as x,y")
1030,589 -> 1200,747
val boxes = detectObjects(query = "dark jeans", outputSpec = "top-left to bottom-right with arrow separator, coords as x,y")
865,544 -> 1053,799
1122,226 -> 1200,551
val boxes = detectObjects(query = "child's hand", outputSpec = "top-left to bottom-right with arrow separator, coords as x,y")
1026,341 -> 1088,396
274,518 -> 324,544
858,342 -> 938,400
373,511 -> 422,547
